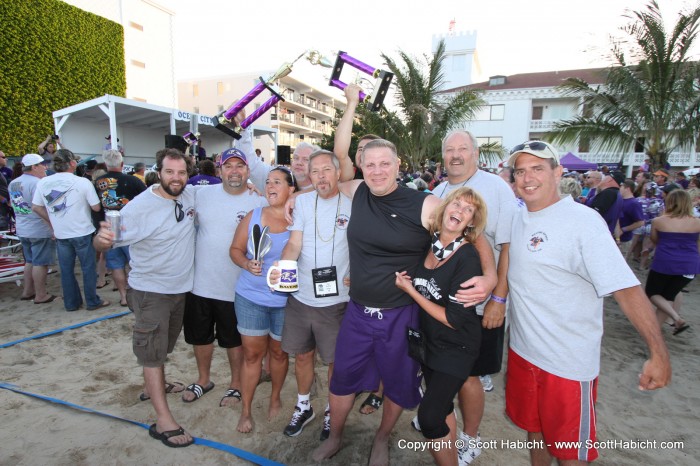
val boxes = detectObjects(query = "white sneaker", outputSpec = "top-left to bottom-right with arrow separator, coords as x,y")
410,415 -> 421,432
479,375 -> 494,392
458,431 -> 482,466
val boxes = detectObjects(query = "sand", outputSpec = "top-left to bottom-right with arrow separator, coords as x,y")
0,266 -> 696,466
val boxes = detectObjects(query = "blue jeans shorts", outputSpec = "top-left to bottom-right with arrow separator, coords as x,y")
234,292 -> 285,341
20,237 -> 56,266
106,245 -> 130,270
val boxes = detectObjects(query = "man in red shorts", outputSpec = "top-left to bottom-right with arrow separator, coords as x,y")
505,141 -> 671,464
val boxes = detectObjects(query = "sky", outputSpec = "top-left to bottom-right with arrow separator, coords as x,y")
160,0 -> 697,94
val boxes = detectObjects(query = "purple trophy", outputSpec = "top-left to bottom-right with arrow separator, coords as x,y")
329,51 -> 393,112
212,51 -> 334,139
211,64 -> 290,139
182,132 -> 199,145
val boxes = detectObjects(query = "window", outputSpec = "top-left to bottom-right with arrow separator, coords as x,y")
193,84 -> 199,97
254,103 -> 261,110
475,105 -> 505,121
218,104 -> 224,112
129,22 -> 144,31
217,82 -> 224,95
131,59 -> 146,68
635,137 -> 645,153
489,76 -> 506,86
490,105 -> 504,120
532,106 -> 543,120
476,137 -> 503,147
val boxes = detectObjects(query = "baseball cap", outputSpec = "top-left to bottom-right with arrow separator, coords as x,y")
220,148 -> 247,166
608,171 -> 625,187
22,153 -> 44,167
508,141 -> 559,167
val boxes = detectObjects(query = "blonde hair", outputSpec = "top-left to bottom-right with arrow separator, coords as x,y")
664,190 -> 693,218
431,187 -> 487,243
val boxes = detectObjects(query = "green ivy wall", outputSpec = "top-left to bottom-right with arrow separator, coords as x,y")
0,0 -> 126,156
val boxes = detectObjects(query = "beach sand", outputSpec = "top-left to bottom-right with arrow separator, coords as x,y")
0,266 -> 696,465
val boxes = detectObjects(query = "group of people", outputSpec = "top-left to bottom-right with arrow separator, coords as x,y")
5,85 -> 682,465
556,166 -> 700,338
6,136 -> 149,311
92,85 -> 675,466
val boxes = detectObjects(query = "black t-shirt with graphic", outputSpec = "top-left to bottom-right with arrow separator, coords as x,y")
413,243 -> 482,379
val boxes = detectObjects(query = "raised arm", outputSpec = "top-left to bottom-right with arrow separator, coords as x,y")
334,84 -> 362,182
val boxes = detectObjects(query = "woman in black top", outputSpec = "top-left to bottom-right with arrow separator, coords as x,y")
395,187 -> 487,466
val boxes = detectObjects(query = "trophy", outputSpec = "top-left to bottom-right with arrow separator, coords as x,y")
182,132 -> 200,145
248,224 -> 272,261
328,51 -> 393,111
212,51 -> 333,139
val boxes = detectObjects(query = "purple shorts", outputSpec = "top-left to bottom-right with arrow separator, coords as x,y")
330,299 -> 422,409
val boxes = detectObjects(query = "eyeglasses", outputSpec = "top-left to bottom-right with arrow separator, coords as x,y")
510,141 -> 550,154
174,200 -> 184,222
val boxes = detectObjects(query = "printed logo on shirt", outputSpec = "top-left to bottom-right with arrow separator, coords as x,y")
236,211 -> 247,224
527,231 -> 548,252
336,214 -> 350,229
186,207 -> 196,219
414,277 -> 442,301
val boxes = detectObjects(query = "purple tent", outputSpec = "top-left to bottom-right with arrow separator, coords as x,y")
560,152 -> 597,171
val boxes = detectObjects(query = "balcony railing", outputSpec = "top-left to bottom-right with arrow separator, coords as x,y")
529,120 -> 557,131
272,112 -> 331,135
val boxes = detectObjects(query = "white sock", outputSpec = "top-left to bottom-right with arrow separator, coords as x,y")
296,393 -> 311,411
325,402 -> 330,413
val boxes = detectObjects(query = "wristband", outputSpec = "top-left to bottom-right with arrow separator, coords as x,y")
490,294 -> 506,304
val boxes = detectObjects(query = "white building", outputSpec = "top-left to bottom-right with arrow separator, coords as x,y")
443,68 -> 700,171
432,30 -> 480,90
61,0 -> 177,108
178,73 -> 345,164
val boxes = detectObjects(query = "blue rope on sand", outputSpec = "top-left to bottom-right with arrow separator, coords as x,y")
0,383 -> 284,466
0,311 -> 131,348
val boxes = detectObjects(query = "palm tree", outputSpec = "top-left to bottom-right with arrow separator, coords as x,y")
367,40 -> 486,170
547,1 -> 700,170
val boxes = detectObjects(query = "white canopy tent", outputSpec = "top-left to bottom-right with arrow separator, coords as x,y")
51,94 -> 277,166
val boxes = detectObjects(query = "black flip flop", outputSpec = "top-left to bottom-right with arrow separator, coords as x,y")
148,424 -> 194,448
182,382 -> 215,402
219,388 -> 242,407
34,294 -> 57,304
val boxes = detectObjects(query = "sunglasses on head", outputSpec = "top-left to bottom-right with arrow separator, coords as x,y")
174,200 -> 184,223
510,141 -> 550,155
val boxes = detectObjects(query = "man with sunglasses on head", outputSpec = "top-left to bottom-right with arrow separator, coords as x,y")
505,141 -> 670,464
94,148 -> 197,448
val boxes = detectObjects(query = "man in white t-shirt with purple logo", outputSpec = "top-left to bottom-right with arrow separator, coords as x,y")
180,148 -> 266,406
32,149 -> 107,311
505,141 -> 671,464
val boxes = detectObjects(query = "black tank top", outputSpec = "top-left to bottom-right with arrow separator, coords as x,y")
348,183 -> 431,307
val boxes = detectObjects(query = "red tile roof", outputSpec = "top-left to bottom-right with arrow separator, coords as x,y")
441,67 -> 608,93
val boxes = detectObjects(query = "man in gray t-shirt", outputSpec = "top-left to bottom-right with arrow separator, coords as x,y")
505,141 -> 670,463
94,149 -> 197,448
274,150 -> 352,441
9,153 -> 55,303
181,148 -> 266,406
